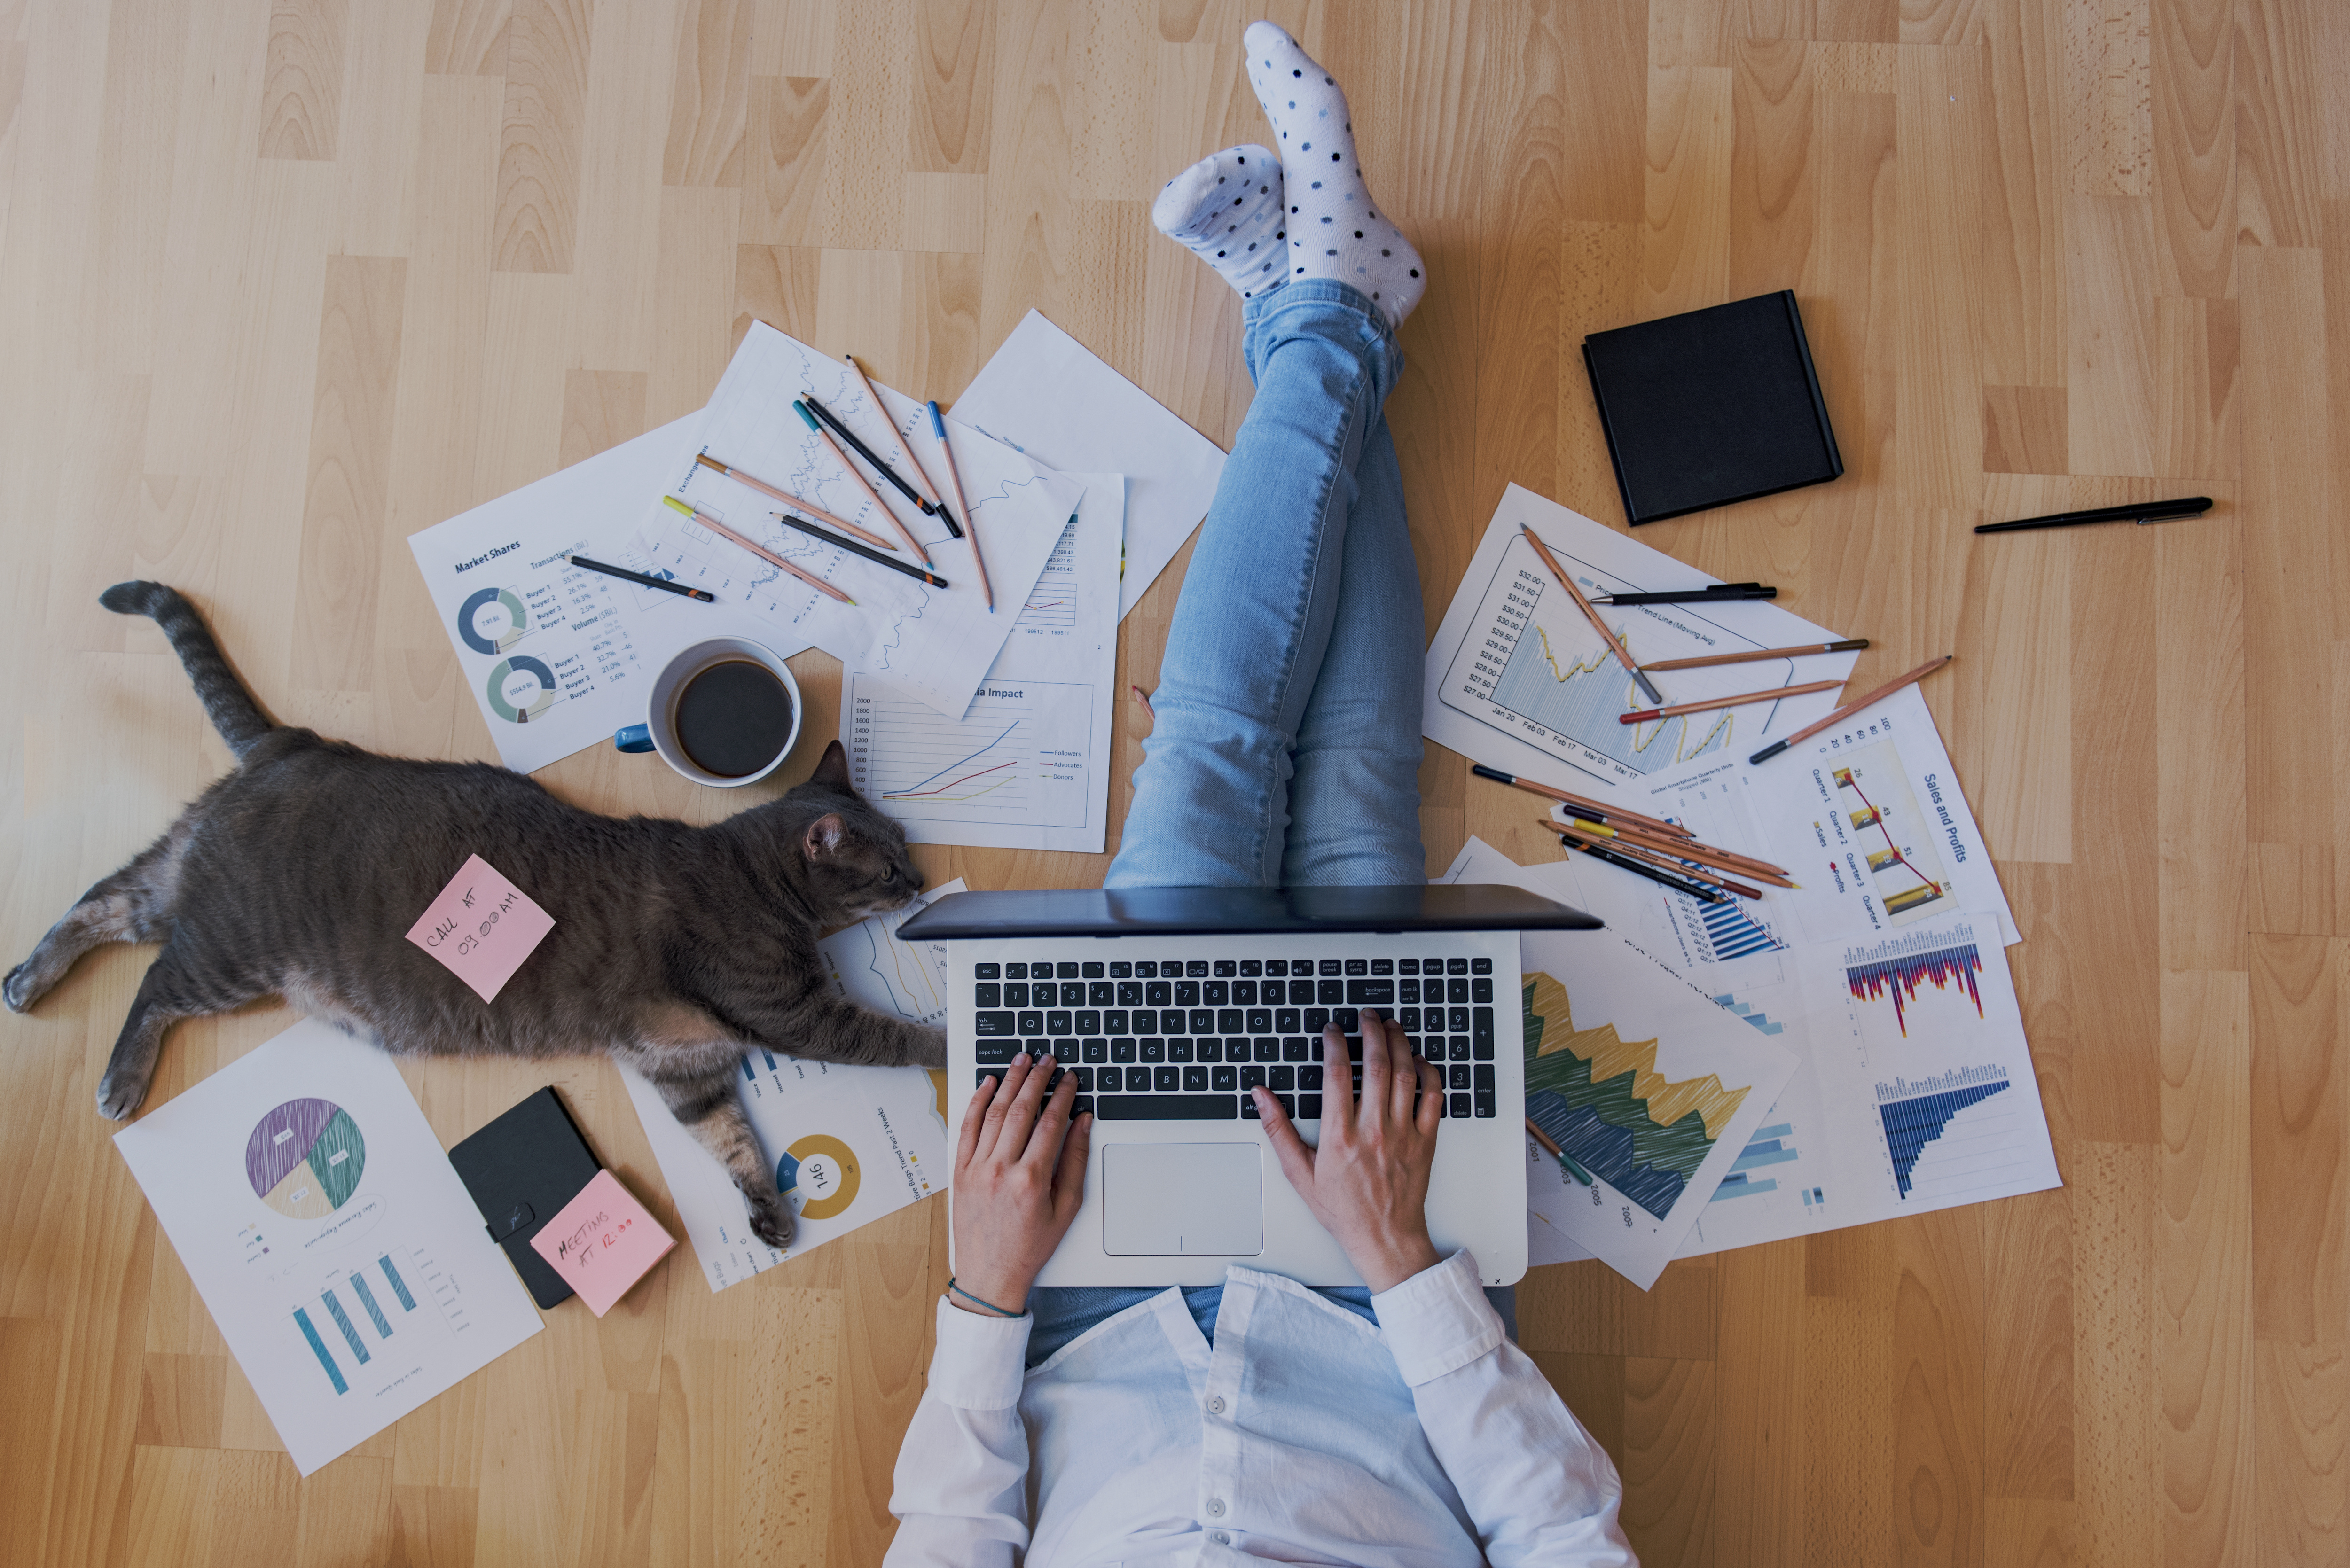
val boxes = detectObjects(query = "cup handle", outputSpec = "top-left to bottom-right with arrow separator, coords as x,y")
614,724 -> 655,754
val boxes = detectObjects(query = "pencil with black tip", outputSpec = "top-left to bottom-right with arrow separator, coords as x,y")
1468,763 -> 1694,839
793,400 -> 933,566
1640,639 -> 1869,672
1748,655 -> 1953,764
928,400 -> 993,612
842,354 -> 960,537
802,391 -> 940,522
1536,818 -> 1764,899
1557,813 -> 1794,882
1555,829 -> 1726,904
1518,523 -> 1665,706
662,496 -> 854,605
1619,679 -> 1845,725
694,452 -> 895,550
767,509 -> 949,589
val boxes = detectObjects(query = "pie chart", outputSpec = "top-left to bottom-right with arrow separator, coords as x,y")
247,1099 -> 367,1218
485,656 -> 557,723
458,586 -> 528,655
776,1133 -> 861,1221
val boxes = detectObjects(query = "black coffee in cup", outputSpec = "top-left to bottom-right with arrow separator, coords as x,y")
673,660 -> 795,779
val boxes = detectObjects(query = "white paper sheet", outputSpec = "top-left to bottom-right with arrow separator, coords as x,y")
1423,485 -> 1862,797
620,886 -> 961,1291
843,475 -> 1125,852
625,323 -> 1077,719
407,411 -> 814,774
112,1019 -> 543,1475
1436,838 -> 1799,1289
1619,684 -> 2019,950
949,311 -> 1228,621
1674,909 -> 2059,1257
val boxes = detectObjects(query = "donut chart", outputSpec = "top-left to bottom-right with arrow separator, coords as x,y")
458,586 -> 528,655
776,1133 -> 861,1221
247,1099 -> 367,1218
486,656 -> 557,723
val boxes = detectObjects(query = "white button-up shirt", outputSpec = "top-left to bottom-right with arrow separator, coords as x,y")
885,1251 -> 1637,1565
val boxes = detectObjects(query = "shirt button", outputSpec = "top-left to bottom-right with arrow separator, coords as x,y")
1211,1531 -> 1230,1545
1206,1498 -> 1226,1517
1206,1396 -> 1225,1415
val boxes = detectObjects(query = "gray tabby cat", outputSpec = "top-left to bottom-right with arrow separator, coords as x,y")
5,582 -> 945,1248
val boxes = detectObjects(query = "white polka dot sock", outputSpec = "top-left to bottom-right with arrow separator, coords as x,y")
1242,21 -> 1425,329
1150,144 -> 1289,300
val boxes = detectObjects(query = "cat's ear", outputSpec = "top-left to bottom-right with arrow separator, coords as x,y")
802,813 -> 846,860
808,740 -> 855,795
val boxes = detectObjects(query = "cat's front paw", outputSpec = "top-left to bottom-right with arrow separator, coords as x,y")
95,1069 -> 149,1121
746,1190 -> 794,1250
4,961 -> 41,1013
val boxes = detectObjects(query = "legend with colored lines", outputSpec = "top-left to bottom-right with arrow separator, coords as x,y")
846,677 -> 1093,831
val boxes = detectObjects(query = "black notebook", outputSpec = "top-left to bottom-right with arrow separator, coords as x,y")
447,1086 -> 603,1310
1581,290 -> 1842,525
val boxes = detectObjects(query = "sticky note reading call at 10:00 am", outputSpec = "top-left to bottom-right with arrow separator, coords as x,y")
405,854 -> 556,1003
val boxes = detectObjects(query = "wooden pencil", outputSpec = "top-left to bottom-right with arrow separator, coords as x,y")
1469,763 -> 1695,839
1539,819 -> 1765,899
1748,655 -> 1954,764
1518,523 -> 1664,706
662,496 -> 853,605
842,355 -> 949,515
1640,638 -> 1870,672
1618,678 -> 1845,725
767,509 -> 949,588
694,453 -> 895,550
1571,816 -> 1794,883
1556,830 -> 1726,904
928,401 -> 993,612
793,401 -> 933,566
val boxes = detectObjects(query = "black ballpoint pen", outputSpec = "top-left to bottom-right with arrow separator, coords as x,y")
1596,586 -> 1778,605
1975,496 -> 2212,534
800,393 -> 959,531
569,554 -> 714,601
766,510 -> 951,589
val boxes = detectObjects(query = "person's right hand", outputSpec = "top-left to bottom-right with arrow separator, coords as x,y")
949,1055 -> 1091,1316
1253,1012 -> 1444,1292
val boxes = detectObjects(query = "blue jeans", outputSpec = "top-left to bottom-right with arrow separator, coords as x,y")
1042,281 -> 1511,1363
1104,279 -> 1426,890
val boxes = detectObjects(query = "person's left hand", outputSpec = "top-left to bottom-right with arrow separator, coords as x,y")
949,1055 -> 1091,1316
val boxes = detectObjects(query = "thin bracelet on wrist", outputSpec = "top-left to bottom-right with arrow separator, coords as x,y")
947,1277 -> 1026,1318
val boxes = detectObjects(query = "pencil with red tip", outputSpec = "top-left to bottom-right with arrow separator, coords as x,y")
793,400 -> 932,567
928,400 -> 993,612
1748,655 -> 1954,764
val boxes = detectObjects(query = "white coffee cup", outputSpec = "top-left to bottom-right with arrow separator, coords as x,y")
614,637 -> 803,788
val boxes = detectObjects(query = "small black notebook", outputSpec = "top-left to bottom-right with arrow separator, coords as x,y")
447,1087 -> 603,1310
1581,290 -> 1842,525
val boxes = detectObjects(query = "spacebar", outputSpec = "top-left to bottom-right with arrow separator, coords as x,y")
1095,1095 -> 1237,1120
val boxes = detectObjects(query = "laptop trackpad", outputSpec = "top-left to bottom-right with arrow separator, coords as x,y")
1102,1143 -> 1265,1256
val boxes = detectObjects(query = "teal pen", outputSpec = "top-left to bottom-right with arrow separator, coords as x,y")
793,401 -> 933,566
928,401 -> 994,611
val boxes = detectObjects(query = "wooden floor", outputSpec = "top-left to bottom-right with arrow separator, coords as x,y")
0,0 -> 2340,1562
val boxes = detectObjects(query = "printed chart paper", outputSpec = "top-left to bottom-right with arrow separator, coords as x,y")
1437,838 -> 1797,1287
844,476 -> 1124,852
625,322 -> 1079,718
1622,684 -> 2019,952
1423,485 -> 1861,796
113,1019 -> 543,1475
622,887 -> 959,1290
408,411 -> 809,774
1675,911 -> 2059,1257
949,310 -> 1227,620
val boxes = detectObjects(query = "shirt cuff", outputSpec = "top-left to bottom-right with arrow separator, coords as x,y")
925,1295 -> 1035,1411
1370,1248 -> 1504,1386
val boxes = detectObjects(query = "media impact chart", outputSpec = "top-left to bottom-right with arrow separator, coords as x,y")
846,680 -> 1093,830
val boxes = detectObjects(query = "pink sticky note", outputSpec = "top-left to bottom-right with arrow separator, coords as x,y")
528,1169 -> 675,1316
406,854 -> 556,1003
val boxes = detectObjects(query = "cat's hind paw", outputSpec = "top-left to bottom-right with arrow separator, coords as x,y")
95,1069 -> 150,1121
2,961 -> 39,1013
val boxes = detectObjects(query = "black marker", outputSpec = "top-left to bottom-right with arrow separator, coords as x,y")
569,555 -> 713,601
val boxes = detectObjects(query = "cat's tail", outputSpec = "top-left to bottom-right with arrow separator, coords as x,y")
98,582 -> 275,760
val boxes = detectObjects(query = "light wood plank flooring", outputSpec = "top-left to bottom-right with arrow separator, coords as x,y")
0,1 -> 2340,1562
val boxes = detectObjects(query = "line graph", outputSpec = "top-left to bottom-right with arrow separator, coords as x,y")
1012,517 -> 1080,631
1439,531 -> 1809,786
849,679 -> 1092,829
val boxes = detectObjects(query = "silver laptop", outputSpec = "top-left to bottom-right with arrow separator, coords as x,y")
897,886 -> 1603,1288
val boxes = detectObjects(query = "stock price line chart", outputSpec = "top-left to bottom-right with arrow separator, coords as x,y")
1438,530 -> 1822,786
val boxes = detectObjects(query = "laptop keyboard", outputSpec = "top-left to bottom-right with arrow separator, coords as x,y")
970,954 -> 1499,1123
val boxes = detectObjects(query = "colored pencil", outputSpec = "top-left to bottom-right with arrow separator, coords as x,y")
802,391 -> 940,519
1618,678 -> 1845,725
661,495 -> 854,605
1468,763 -> 1695,839
568,554 -> 714,601
1748,655 -> 1953,765
1556,829 -> 1726,904
842,354 -> 960,537
1640,639 -> 1870,672
768,511 -> 949,588
1561,815 -> 1794,885
1523,1116 -> 1595,1185
793,401 -> 933,566
928,401 -> 993,612
693,453 -> 895,550
1539,819 -> 1764,899
1518,523 -> 1665,706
